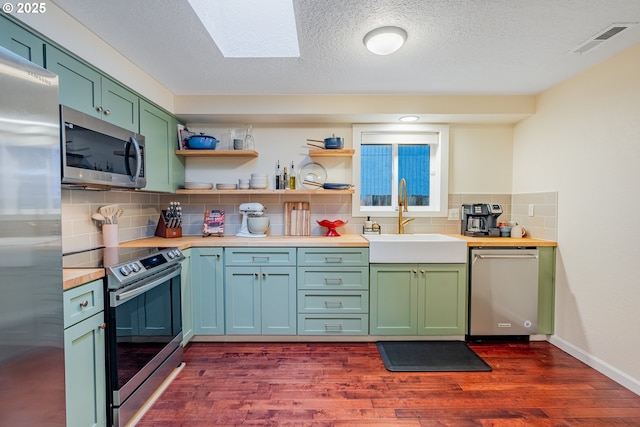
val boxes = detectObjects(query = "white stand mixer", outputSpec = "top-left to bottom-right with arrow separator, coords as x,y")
237,202 -> 268,237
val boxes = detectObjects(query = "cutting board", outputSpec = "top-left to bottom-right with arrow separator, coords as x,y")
284,202 -> 310,236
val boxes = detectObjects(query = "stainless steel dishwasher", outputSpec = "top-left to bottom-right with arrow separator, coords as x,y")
468,248 -> 539,338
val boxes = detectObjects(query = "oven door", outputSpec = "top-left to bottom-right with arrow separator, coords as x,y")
107,264 -> 182,408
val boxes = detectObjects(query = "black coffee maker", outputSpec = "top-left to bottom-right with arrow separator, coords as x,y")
461,203 -> 503,237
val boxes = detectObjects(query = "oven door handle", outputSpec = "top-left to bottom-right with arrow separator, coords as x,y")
113,265 -> 181,306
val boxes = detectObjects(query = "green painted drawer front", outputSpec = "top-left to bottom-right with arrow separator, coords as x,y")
297,267 -> 369,290
298,314 -> 369,335
225,248 -> 296,266
63,279 -> 104,329
297,248 -> 369,266
298,290 -> 369,314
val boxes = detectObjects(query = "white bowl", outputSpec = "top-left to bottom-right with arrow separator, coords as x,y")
216,183 -> 237,190
247,216 -> 270,234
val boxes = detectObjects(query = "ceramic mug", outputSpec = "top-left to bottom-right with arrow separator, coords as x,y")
510,225 -> 525,238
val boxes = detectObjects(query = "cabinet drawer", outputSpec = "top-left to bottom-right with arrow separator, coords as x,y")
64,279 -> 104,329
298,290 -> 369,314
224,248 -> 295,266
297,248 -> 369,266
297,314 -> 369,335
297,267 -> 369,290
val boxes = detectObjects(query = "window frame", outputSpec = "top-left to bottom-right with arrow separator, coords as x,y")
352,123 -> 449,218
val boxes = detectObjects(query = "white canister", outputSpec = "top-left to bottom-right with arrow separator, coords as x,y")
103,224 -> 119,247
510,225 -> 525,238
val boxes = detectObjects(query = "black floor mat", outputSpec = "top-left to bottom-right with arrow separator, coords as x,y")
377,341 -> 492,372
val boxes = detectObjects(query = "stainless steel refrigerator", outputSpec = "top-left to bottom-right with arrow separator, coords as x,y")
0,46 -> 65,425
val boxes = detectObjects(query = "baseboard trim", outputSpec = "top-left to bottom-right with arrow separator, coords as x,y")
549,335 -> 640,396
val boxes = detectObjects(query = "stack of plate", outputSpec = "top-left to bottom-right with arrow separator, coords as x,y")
216,183 -> 237,190
184,182 -> 213,190
250,173 -> 268,189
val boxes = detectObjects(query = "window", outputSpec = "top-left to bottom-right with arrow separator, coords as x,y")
352,124 -> 449,217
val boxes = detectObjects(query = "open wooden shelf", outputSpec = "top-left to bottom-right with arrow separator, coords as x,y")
308,149 -> 355,157
175,149 -> 258,157
175,188 -> 354,195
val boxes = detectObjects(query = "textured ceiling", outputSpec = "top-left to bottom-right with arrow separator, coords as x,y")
50,0 -> 640,96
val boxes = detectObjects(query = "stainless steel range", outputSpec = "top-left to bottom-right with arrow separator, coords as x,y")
63,246 -> 184,427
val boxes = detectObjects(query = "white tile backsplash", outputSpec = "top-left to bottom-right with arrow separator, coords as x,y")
62,189 -> 558,252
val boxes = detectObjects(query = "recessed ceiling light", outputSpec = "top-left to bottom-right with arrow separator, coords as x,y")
399,116 -> 419,122
363,26 -> 407,55
187,0 -> 300,58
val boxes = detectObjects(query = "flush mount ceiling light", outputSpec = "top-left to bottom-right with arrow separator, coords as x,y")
363,26 -> 407,55
399,115 -> 419,122
187,0 -> 300,58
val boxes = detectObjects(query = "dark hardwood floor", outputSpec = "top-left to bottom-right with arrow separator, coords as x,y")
137,341 -> 640,426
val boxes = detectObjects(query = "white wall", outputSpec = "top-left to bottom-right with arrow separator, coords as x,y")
513,42 -> 640,393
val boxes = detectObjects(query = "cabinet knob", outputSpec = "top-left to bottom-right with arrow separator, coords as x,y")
412,269 -> 417,274
420,269 -> 425,274
262,272 -> 267,279
254,273 -> 259,279
99,323 -> 107,330
216,253 -> 221,258
96,106 -> 103,113
104,109 -> 111,116
80,300 -> 89,308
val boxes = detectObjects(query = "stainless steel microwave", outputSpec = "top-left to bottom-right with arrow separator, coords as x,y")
60,105 -> 145,189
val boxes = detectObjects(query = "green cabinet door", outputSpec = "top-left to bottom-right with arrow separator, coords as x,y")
225,266 -> 297,335
139,100 -> 185,192
46,46 -> 139,131
225,266 -> 261,334
261,267 -> 297,335
0,15 -> 45,66
192,248 -> 224,335
180,249 -> 193,346
418,264 -> 467,335
64,312 -> 106,427
537,246 -> 556,334
369,264 -> 417,335
370,263 -> 467,336
100,77 -> 139,131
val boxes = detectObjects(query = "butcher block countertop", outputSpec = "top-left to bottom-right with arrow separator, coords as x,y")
119,234 -> 370,250
64,233 -> 556,290
63,268 -> 104,291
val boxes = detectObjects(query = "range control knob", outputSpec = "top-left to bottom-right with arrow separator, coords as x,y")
119,265 -> 132,276
173,249 -> 182,257
166,251 -> 175,259
130,263 -> 141,272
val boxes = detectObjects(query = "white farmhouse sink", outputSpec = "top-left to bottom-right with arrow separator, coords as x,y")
363,234 -> 467,263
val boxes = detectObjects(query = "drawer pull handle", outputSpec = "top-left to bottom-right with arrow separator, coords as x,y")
324,256 -> 343,263
252,256 -> 270,262
80,300 -> 89,308
324,277 -> 343,283
99,323 -> 107,330
324,323 -> 343,329
324,300 -> 343,307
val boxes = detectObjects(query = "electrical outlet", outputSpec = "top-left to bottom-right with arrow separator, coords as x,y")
528,204 -> 535,217
448,208 -> 459,220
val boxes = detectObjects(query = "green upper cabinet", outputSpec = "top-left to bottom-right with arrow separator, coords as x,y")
139,100 -> 185,192
0,15 -> 45,66
46,45 -> 139,132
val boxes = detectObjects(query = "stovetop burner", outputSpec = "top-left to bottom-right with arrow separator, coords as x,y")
63,246 -> 184,289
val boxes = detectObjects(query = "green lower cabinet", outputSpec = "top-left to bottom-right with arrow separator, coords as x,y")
225,266 -> 297,335
370,263 -> 467,336
192,248 -> 224,335
180,249 -> 193,345
64,280 -> 106,427
537,246 -> 556,334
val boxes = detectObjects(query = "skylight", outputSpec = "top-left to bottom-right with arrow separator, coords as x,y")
187,0 -> 300,58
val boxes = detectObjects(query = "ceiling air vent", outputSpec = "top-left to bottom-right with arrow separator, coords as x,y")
571,23 -> 637,54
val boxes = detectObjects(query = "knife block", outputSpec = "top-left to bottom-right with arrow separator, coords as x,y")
155,213 -> 182,238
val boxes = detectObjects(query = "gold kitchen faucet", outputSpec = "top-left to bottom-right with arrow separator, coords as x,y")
398,178 -> 414,234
